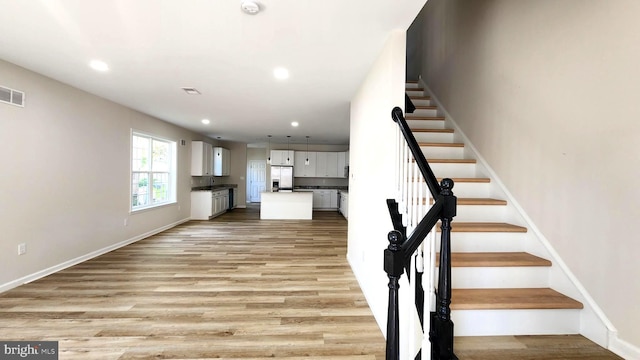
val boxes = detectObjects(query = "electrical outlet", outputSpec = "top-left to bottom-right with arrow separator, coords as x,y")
178,205 -> 181,211
18,243 -> 26,255
124,218 -> 128,226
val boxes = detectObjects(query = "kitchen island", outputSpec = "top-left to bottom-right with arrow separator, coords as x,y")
260,191 -> 313,220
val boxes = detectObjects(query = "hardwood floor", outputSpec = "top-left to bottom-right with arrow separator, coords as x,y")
456,335 -> 624,360
0,207 -> 622,359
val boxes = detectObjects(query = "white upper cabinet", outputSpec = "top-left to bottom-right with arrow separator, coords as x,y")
316,152 -> 342,178
294,152 -> 317,177
315,152 -> 328,177
191,141 -> 213,176
337,152 -> 347,178
270,150 -> 295,166
213,147 -> 230,176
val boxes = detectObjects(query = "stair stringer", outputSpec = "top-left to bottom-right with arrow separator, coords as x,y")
416,77 -> 616,349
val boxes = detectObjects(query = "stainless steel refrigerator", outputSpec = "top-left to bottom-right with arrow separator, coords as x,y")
270,166 -> 293,192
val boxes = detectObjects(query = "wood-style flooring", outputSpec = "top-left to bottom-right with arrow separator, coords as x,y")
0,206 -> 622,359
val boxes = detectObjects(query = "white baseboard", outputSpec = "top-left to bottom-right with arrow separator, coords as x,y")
0,217 -> 191,294
609,333 -> 640,360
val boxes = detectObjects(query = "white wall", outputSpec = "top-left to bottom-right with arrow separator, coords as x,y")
348,30 -> 406,332
418,0 -> 640,352
0,59 -> 199,289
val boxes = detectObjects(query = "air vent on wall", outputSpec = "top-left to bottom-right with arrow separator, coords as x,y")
0,85 -> 25,107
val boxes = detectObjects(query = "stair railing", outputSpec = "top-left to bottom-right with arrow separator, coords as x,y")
385,106 -> 458,360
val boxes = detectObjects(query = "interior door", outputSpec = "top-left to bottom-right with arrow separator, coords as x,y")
248,160 -> 266,202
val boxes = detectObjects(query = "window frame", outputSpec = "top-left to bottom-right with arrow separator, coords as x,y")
130,130 -> 177,212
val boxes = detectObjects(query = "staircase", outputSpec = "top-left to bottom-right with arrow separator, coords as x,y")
405,81 -> 583,337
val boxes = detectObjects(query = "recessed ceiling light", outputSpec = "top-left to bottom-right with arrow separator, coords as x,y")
89,60 -> 109,72
182,87 -> 201,95
241,1 -> 260,15
273,67 -> 289,80
201,119 -> 210,125
291,121 -> 299,127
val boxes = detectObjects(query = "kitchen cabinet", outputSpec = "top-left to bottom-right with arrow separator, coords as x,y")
270,150 -> 294,166
294,151 -> 317,177
337,152 -> 347,178
315,152 -> 347,178
312,189 -> 338,209
213,147 -> 230,176
339,191 -> 348,220
190,190 -> 228,220
316,152 -> 337,177
191,141 -> 213,176
213,190 -> 229,215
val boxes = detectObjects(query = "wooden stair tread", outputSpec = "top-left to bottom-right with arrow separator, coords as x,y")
459,198 -> 506,206
409,95 -> 431,100
406,87 -> 424,91
415,105 -> 437,110
451,288 -> 583,310
444,222 -> 528,233
436,177 -> 490,183
426,158 -> 476,164
427,198 -> 506,206
437,252 -> 552,267
412,128 -> 454,133
406,116 -> 445,121
419,142 -> 464,147
411,177 -> 491,184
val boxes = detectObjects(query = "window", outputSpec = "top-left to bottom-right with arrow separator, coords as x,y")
131,132 -> 177,211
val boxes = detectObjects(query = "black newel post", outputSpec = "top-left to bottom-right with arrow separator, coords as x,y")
384,229 -> 405,360
430,178 -> 458,360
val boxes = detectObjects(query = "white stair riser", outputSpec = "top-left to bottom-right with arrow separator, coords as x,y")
406,90 -> 424,97
451,309 -> 580,336
401,181 -> 491,198
407,204 -> 506,222
406,83 -> 421,89
430,163 -> 477,178
413,108 -> 438,117
407,120 -> 445,129
421,146 -> 465,159
413,132 -> 455,143
434,267 -> 550,289
410,98 -> 431,107
437,232 -> 526,253
443,182 -> 490,198
453,205 -> 507,222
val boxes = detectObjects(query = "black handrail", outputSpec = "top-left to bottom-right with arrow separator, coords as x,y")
391,107 -> 440,198
385,106 -> 458,360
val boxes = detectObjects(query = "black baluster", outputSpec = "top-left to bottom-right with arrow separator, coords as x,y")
385,229 -> 405,360
430,178 -> 458,360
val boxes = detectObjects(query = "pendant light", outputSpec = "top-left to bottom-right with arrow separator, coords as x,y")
267,135 -> 272,164
305,136 -> 310,165
286,136 -> 291,165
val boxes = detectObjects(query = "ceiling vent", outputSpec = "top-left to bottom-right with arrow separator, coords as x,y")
0,85 -> 25,107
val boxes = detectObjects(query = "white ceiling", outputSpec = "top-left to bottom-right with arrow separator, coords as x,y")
0,0 -> 424,145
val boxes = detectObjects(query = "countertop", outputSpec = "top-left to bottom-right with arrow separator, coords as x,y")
294,186 -> 348,191
191,184 -> 238,192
